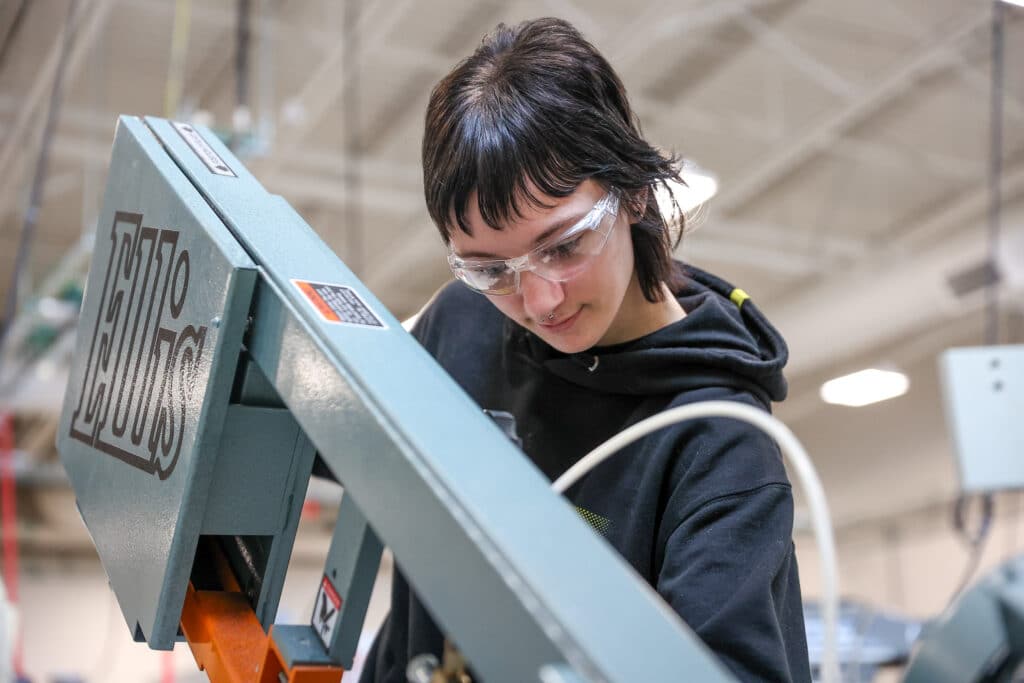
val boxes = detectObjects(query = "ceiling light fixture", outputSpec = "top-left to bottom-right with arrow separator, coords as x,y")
820,368 -> 910,407
1000,0 -> 1024,7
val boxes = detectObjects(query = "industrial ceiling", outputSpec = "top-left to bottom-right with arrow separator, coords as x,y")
0,0 -> 1022,544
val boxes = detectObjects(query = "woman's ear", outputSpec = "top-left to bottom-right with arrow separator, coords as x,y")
627,186 -> 650,222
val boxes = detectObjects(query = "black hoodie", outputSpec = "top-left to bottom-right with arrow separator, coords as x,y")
361,264 -> 811,683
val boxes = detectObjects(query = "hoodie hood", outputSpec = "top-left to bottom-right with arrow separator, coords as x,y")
510,264 -> 788,405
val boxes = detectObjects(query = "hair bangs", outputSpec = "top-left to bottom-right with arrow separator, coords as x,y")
445,106 -> 584,239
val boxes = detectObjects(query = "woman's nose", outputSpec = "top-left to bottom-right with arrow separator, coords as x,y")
519,270 -> 566,321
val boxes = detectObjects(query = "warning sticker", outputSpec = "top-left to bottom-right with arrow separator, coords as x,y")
171,121 -> 237,177
292,280 -> 386,329
312,575 -> 343,648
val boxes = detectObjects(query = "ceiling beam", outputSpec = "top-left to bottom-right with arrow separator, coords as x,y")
0,96 -> 113,133
268,0 -> 417,155
29,128 -> 425,218
735,9 -> 856,100
14,133 -> 109,178
120,0 -> 340,54
637,96 -> 984,183
610,0 -> 785,69
715,9 -> 990,215
0,98 -> 430,186
698,217 -> 865,257
0,105 -> 426,216
681,238 -> 822,276
259,169 -> 421,216
770,160 -> 1024,379
273,147 -> 421,186
680,214 -> 867,276
354,2 -> 504,156
827,138 -> 983,182
883,3 -> 1024,122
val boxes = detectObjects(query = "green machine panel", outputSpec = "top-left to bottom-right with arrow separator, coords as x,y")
57,117 -> 257,648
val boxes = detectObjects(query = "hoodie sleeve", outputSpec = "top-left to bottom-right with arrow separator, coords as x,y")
656,480 -> 809,682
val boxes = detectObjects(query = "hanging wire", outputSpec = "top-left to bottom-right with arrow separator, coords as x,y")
236,0 -> 251,110
985,0 -> 1004,348
226,0 -> 253,154
344,0 -> 364,277
951,494 -> 996,602
235,0 -> 251,134
0,0 -> 79,360
163,0 -> 192,118
255,0 -> 276,152
948,0 -> 1006,607
0,5 -> 80,676
0,0 -> 29,81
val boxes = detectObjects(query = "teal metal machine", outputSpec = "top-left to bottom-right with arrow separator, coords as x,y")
56,116 -> 735,683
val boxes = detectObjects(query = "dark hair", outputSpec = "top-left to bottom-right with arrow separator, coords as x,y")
422,17 -> 685,302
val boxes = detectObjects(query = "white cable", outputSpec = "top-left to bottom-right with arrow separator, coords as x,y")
552,400 -> 840,683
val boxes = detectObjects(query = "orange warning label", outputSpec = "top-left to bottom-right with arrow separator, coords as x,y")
292,279 -> 385,328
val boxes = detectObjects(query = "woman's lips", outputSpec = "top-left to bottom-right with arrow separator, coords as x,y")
539,308 -> 582,333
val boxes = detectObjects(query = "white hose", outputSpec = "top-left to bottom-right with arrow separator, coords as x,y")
552,400 -> 840,683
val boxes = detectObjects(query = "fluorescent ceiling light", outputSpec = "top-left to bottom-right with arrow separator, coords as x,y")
1001,0 -> 1024,7
820,368 -> 910,407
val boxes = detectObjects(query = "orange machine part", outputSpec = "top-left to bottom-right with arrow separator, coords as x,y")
179,547 -> 344,683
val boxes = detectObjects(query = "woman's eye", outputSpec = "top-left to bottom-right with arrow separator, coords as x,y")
543,236 -> 584,260
480,264 -> 506,278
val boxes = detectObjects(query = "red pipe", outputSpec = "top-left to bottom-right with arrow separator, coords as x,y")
161,649 -> 175,683
0,412 -> 21,676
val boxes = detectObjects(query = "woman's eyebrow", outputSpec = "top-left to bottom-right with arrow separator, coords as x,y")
454,210 -> 588,260
531,211 -> 586,247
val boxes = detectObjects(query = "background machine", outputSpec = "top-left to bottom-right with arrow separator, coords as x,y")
899,344 -> 1024,683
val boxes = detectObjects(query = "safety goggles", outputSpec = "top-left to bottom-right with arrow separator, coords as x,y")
448,191 -> 621,296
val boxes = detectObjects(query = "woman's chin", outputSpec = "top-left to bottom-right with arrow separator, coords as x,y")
535,326 -> 601,354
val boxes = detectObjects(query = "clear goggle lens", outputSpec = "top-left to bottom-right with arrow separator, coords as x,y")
449,193 -> 620,296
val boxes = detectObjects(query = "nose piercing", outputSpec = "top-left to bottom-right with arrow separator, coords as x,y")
546,312 -> 556,321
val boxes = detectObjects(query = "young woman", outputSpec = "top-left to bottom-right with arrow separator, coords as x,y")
361,17 -> 811,683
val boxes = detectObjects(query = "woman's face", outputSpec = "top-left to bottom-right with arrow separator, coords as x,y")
448,180 -> 640,353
